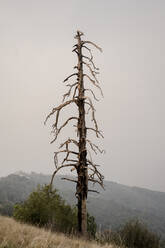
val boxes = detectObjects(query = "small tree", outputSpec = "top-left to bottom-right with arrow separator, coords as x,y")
13,185 -> 97,236
45,31 -> 104,236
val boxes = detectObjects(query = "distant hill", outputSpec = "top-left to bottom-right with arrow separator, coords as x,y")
0,171 -> 165,240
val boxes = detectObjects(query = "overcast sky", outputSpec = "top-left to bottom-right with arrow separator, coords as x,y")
0,0 -> 165,192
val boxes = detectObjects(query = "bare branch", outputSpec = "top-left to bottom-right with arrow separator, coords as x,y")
84,96 -> 95,111
63,73 -> 78,83
87,159 -> 102,169
61,177 -> 78,183
72,48 -> 78,53
84,74 -> 103,96
87,139 -> 105,154
74,30 -> 84,39
87,159 -> 104,189
82,46 -> 93,61
45,99 -> 77,125
88,168 -> 104,181
50,163 -> 78,188
82,55 -> 99,71
59,138 -> 79,149
82,41 -> 102,52
65,159 -> 78,163
83,63 -> 101,100
85,106 -> 91,115
88,189 -> 99,194
85,88 -> 99,101
84,96 -> 99,136
88,178 -> 104,189
83,62 -> 100,84
63,82 -> 78,102
87,139 -> 97,154
84,100 -> 95,115
53,150 -> 79,168
61,149 -> 79,165
73,85 -> 78,99
86,127 -> 104,138
51,117 -> 78,143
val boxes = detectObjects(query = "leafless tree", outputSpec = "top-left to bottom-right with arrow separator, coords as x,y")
45,30 -> 104,236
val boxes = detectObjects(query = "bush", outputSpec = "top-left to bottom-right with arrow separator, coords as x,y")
13,185 -> 96,237
120,220 -> 160,248
96,220 -> 160,248
0,202 -> 13,216
87,214 -> 97,238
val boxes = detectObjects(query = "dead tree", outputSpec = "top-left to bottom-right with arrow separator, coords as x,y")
45,31 -> 104,236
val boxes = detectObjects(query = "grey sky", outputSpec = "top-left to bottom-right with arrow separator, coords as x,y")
0,0 -> 165,192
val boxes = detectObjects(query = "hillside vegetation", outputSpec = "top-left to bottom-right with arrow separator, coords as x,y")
13,185 -> 96,237
0,216 -> 118,248
1,172 -> 165,239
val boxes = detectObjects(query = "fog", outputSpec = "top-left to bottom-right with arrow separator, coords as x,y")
0,0 -> 165,192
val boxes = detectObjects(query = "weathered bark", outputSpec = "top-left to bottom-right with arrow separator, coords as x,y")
76,31 -> 88,235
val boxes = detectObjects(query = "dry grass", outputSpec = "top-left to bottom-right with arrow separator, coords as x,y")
0,216 -> 119,248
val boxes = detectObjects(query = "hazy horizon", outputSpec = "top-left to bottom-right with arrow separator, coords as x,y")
2,170 -> 165,194
0,0 -> 165,192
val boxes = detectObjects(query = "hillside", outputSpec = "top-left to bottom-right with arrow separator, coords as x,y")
0,216 -> 118,248
0,172 -> 165,239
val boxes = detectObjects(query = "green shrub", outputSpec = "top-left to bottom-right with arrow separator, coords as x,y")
87,214 -> 97,238
96,220 -> 160,248
120,220 -> 160,248
0,202 -> 13,216
13,185 -> 96,237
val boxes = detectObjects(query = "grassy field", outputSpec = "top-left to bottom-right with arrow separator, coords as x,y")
0,216 -> 120,248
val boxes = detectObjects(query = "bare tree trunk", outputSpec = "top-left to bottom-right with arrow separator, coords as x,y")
45,30 -> 104,238
77,31 -> 88,235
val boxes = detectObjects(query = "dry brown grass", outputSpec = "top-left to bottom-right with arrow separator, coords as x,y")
0,216 -> 119,248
